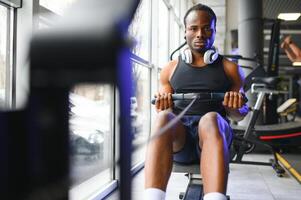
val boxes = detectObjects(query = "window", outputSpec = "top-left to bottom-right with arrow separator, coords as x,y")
131,62 -> 151,166
0,4 -> 13,108
0,6 -> 7,107
37,0 -> 79,29
129,0 -> 151,168
157,0 -> 169,68
36,1 -> 115,199
69,84 -> 114,199
39,0 -> 78,16
170,0 -> 180,17
169,14 -> 181,58
129,0 -> 150,61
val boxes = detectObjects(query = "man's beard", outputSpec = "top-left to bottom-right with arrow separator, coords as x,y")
192,46 -> 208,54
195,48 -> 207,54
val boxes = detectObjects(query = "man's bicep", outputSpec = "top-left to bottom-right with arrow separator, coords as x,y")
159,68 -> 173,93
159,79 -> 173,93
230,64 -> 245,93
238,66 -> 246,92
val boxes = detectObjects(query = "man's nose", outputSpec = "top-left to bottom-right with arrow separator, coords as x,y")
196,29 -> 204,38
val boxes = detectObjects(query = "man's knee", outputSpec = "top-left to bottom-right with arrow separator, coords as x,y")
152,110 -> 175,140
198,112 -> 224,141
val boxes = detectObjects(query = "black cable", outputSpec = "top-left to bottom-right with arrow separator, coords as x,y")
132,95 -> 197,151
170,42 -> 187,61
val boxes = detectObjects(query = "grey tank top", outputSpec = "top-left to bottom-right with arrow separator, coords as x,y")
170,55 -> 232,116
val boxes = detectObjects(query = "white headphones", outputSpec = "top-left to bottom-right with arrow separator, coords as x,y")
181,46 -> 218,64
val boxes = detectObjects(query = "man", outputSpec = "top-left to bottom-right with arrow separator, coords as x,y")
144,4 -> 248,200
281,35 -> 301,62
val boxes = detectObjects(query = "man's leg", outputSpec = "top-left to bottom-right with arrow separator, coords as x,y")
198,112 -> 232,199
144,110 -> 186,192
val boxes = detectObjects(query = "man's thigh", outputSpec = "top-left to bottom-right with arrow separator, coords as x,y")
198,113 -> 233,149
173,115 -> 202,164
154,110 -> 187,152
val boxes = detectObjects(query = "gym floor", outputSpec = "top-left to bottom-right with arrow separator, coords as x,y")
105,152 -> 301,200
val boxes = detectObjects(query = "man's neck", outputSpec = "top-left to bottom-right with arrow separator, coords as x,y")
191,50 -> 206,66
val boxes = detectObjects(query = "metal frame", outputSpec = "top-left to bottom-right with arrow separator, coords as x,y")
232,83 -> 286,176
10,6 -> 17,108
89,180 -> 118,200
0,0 -> 22,9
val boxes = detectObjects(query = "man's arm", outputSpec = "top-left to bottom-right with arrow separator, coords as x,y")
154,61 -> 177,112
222,59 -> 249,121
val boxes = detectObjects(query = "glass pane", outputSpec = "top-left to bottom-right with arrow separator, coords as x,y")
170,0 -> 180,17
180,0 -> 187,26
169,16 -> 180,59
40,0 -> 79,15
38,0 -> 80,29
157,0 -> 169,68
0,6 -> 7,107
131,63 -> 150,166
69,84 -> 113,199
129,0 -> 150,60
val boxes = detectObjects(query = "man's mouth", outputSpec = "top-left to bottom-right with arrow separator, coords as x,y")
194,40 -> 206,45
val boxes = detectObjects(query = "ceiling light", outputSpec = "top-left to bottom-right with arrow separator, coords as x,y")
278,13 -> 301,21
293,62 -> 301,66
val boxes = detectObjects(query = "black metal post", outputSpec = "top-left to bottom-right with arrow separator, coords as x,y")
117,48 -> 133,200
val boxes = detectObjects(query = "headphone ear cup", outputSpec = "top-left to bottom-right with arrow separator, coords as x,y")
204,48 -> 218,64
181,50 -> 186,62
182,49 -> 192,64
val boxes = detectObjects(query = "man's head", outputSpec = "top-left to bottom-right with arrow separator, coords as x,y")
184,4 -> 216,54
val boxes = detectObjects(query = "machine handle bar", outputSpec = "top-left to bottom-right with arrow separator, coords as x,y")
151,92 -> 248,105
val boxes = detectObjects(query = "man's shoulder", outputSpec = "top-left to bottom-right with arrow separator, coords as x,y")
221,57 -> 241,80
160,59 -> 179,82
161,59 -> 179,73
166,59 -> 179,68
222,57 -> 238,68
222,57 -> 240,72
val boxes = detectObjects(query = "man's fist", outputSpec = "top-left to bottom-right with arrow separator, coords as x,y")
154,92 -> 173,112
222,91 -> 245,109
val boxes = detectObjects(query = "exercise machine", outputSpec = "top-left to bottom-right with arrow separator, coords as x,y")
231,77 -> 301,176
152,92 -> 236,200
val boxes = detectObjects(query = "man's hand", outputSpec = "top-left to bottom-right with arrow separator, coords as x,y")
222,91 -> 248,121
222,91 -> 245,109
281,35 -> 292,49
154,92 -> 173,112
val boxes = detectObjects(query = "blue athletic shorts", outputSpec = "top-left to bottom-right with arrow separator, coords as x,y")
173,114 -> 233,164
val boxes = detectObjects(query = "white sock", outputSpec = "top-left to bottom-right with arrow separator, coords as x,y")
203,192 -> 227,200
144,188 -> 166,200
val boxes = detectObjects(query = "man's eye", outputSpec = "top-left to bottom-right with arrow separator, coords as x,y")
204,27 -> 212,32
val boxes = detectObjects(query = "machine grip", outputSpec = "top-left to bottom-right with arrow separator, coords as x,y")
151,93 -> 248,105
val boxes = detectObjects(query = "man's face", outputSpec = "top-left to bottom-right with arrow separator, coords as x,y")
185,10 -> 216,54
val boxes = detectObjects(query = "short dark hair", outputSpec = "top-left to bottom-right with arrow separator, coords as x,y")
183,4 -> 217,28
